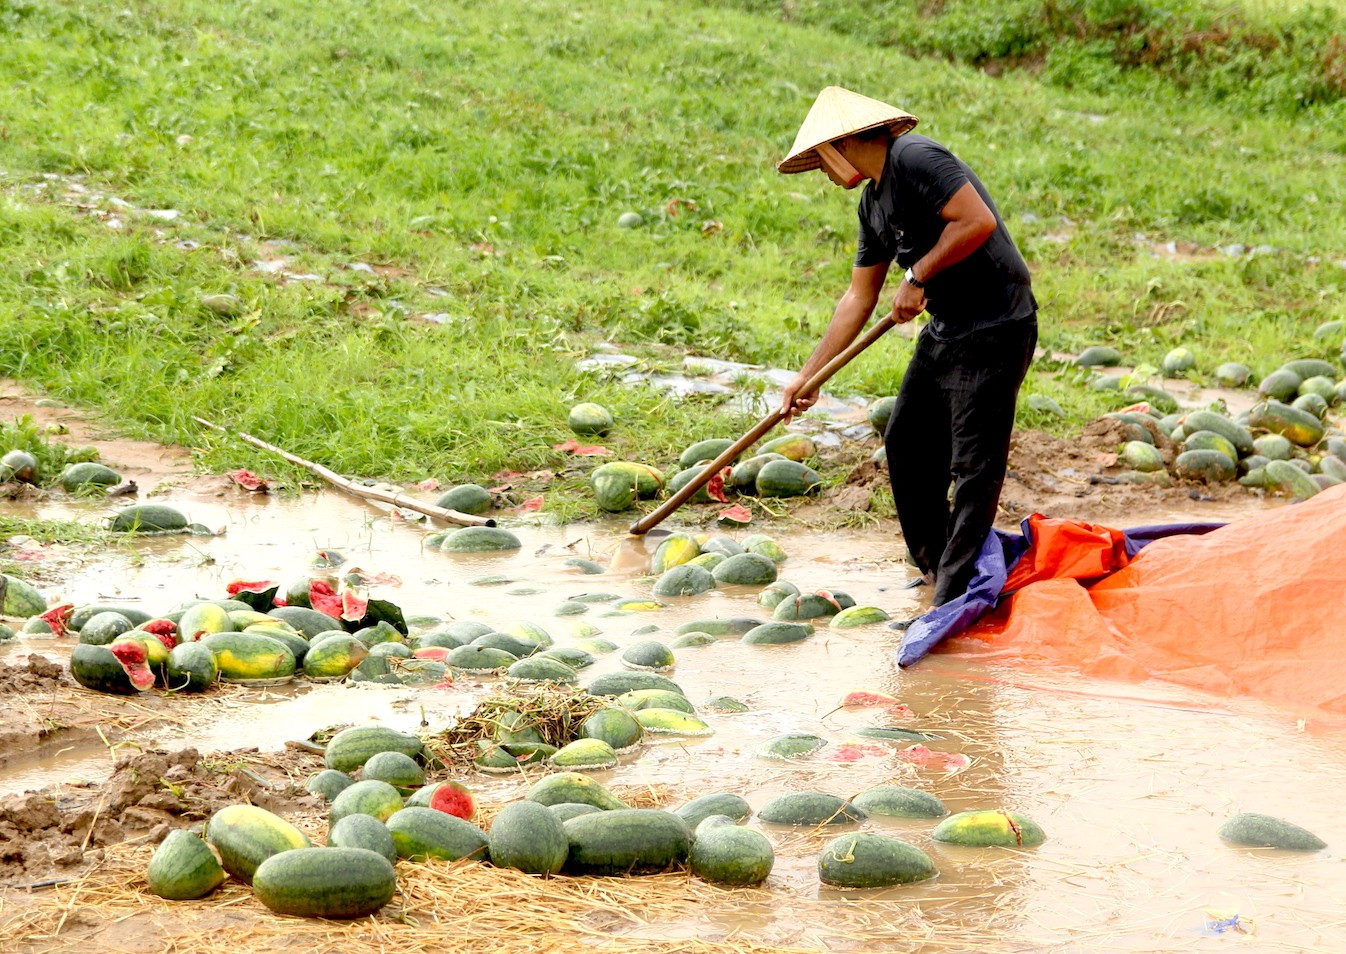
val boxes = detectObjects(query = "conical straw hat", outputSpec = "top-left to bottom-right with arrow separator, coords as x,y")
777,87 -> 918,174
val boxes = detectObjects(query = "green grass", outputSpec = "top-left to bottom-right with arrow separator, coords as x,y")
0,0 -> 1343,518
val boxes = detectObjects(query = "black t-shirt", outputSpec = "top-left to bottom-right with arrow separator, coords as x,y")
855,135 -> 1036,339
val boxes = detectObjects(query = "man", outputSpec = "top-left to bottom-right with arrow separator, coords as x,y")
778,87 -> 1037,612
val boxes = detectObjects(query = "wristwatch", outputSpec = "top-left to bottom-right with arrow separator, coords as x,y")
904,267 -> 925,288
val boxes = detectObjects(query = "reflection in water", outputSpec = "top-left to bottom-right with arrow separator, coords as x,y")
2,490 -> 1344,950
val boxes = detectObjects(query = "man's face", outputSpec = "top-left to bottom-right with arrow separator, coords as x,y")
817,139 -> 862,189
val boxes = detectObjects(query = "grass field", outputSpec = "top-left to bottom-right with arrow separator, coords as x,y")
0,0 -> 1344,509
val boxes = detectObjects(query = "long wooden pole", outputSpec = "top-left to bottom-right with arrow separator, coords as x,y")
628,314 -> 899,535
193,417 -> 495,528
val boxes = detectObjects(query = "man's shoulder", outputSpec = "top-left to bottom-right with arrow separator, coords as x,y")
891,134 -> 951,165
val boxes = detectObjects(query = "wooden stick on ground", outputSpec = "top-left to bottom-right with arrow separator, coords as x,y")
193,417 -> 495,528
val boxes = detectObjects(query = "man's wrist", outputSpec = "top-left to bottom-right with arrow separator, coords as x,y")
904,266 -> 925,288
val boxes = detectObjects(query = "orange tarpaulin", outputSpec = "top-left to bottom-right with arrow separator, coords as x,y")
943,484 -> 1346,718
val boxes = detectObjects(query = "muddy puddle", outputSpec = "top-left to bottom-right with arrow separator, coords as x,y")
3,488 -> 1343,952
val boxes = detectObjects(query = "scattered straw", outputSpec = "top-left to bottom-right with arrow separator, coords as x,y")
3,836 -> 1037,954
422,684 -> 610,770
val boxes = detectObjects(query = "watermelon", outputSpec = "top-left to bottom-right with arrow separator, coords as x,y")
678,438 -> 735,471
79,611 -> 135,646
580,707 -> 644,752
620,640 -> 676,672
327,813 -> 397,863
268,605 -> 342,638
1217,812 -> 1326,851
1173,449 -> 1236,483
690,816 -> 774,886
252,847 -> 396,918
201,632 -> 296,684
1183,411 -> 1254,456
741,621 -> 814,645
586,671 -> 683,697
830,606 -> 890,628
473,741 -> 556,773
536,646 -> 594,669
1161,347 -> 1195,375
632,708 -> 711,736
506,655 -> 578,685
361,751 -> 425,795
302,634 -> 368,679
330,779 -> 404,825
0,449 -> 36,482
467,631 -> 537,659
757,581 -> 799,609
435,484 -> 492,515
426,780 -> 477,820
108,504 -> 189,533
729,453 -> 784,491
567,402 -> 614,436
757,734 -> 827,760
711,553 -> 778,587
59,461 -> 121,493
1279,358 -> 1337,379
70,642 -> 155,695
754,459 -> 822,497
651,563 -> 715,597
385,807 -> 489,861
867,396 -> 897,433
305,769 -> 355,802
165,642 -> 219,692
1266,459 -> 1321,499
932,810 -> 1047,847
488,801 -> 570,874
205,804 -> 312,884
850,786 -> 948,818
324,725 -> 424,773
666,467 -> 716,503
674,793 -> 752,829
759,792 -> 864,826
615,688 -> 696,713
69,604 -> 152,630
1213,362 -> 1251,387
1075,345 -> 1122,367
550,738 -> 619,770
758,434 -> 816,461
670,630 -> 715,648
526,772 -> 630,811
440,526 -> 522,552
649,547 -> 707,586
562,809 -> 692,875
674,617 -> 762,636
547,803 -> 600,823
449,644 -> 517,672
1182,430 -> 1238,462
741,534 -> 788,563
146,830 -> 227,901
0,574 -> 48,618
818,833 -> 937,888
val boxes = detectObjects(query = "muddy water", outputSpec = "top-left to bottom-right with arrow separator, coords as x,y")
4,490 -> 1345,951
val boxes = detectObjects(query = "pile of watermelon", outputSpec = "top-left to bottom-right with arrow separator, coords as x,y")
588,430 -> 825,515
146,719 -> 1055,916
1071,346 -> 1346,498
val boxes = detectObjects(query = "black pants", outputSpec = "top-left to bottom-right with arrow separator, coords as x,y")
884,316 -> 1038,606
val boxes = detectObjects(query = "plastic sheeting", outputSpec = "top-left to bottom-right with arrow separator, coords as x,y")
899,485 -> 1346,717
